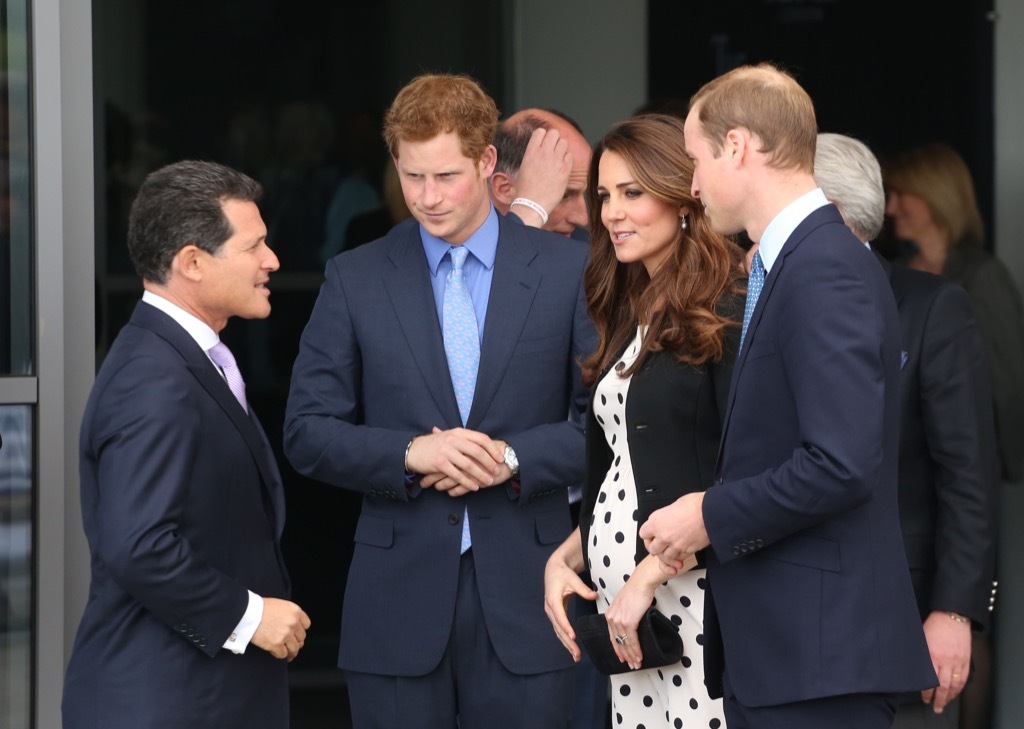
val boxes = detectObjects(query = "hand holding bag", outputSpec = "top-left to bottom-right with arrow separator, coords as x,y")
574,608 -> 684,675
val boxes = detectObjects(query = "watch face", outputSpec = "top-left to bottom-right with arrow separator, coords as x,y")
504,445 -> 518,472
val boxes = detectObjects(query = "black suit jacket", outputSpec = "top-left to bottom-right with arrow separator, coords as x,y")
63,302 -> 291,729
882,255 -> 998,628
580,296 -> 741,567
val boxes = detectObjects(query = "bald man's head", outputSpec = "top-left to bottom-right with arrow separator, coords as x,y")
491,108 -> 591,236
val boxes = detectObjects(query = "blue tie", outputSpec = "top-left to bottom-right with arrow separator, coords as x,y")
740,251 -> 765,354
443,246 -> 479,553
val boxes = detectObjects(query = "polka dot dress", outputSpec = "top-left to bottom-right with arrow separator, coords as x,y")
588,327 -> 725,729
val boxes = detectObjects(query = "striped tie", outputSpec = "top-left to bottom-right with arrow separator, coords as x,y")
208,341 -> 248,412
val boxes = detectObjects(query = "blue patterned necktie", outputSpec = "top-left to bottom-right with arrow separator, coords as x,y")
740,251 -> 765,354
442,245 -> 479,553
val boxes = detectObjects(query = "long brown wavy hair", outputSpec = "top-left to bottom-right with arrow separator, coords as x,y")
581,114 -> 744,386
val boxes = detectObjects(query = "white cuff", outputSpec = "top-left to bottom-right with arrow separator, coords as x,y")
223,591 -> 264,654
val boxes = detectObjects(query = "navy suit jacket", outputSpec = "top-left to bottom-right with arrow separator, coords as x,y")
63,302 -> 292,729
284,214 -> 596,676
701,205 -> 936,706
882,258 -> 998,629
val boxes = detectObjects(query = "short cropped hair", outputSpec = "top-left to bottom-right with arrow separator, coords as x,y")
883,143 -> 985,249
382,73 -> 499,163
493,114 -> 551,176
690,63 -> 817,173
814,133 -> 885,242
127,160 -> 262,284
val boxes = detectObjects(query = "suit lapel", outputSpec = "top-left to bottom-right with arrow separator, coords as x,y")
130,303 -> 284,528
382,225 -> 464,426
716,206 -> 838,466
469,219 -> 542,427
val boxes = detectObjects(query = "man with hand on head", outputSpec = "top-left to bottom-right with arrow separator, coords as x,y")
63,160 -> 310,729
490,108 -> 591,238
284,73 -> 596,729
815,132 -> 998,727
638,63 -> 937,728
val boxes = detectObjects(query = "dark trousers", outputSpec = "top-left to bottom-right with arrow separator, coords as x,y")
346,550 -> 573,729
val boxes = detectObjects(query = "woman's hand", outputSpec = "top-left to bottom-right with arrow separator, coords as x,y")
605,554 -> 697,670
543,528 -> 596,661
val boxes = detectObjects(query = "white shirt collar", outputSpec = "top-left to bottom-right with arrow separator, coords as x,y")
756,188 -> 829,273
141,289 -> 221,352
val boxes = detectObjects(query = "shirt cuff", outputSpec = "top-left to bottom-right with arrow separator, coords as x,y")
223,590 -> 263,654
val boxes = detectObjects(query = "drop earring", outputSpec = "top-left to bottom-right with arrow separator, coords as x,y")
680,216 -> 688,231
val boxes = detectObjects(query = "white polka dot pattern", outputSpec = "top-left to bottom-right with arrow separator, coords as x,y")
589,327 -> 725,729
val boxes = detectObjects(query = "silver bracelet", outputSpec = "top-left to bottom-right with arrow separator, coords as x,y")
510,197 -> 549,225
404,438 -> 416,473
404,432 -> 428,473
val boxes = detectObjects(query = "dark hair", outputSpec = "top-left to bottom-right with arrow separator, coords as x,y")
493,113 -> 551,176
582,115 -> 744,386
127,160 -> 262,283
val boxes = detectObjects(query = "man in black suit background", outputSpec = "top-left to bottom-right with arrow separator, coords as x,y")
814,132 -> 999,727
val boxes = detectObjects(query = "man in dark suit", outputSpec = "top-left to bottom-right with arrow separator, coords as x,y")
639,63 -> 937,728
62,161 -> 311,728
814,132 -> 999,727
283,74 -> 596,728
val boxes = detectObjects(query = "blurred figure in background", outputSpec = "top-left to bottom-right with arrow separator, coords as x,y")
884,142 -> 1024,486
885,143 -> 1024,729
817,132 -> 999,728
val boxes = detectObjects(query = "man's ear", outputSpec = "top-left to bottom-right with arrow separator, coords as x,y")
170,244 -> 205,283
724,129 -> 745,164
490,171 -> 517,206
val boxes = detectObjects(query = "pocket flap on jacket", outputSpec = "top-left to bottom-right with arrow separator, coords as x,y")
535,509 -> 570,545
764,533 -> 840,572
353,514 -> 394,548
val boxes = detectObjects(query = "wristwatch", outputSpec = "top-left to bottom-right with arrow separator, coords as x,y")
503,443 -> 520,477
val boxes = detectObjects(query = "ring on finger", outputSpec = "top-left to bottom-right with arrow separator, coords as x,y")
614,634 -> 627,645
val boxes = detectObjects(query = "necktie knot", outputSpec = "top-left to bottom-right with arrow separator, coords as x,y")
208,341 -> 248,412
449,245 -> 469,273
208,341 -> 238,369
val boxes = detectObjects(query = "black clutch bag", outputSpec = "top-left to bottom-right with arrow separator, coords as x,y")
574,608 -> 684,675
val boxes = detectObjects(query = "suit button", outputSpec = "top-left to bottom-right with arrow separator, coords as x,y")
448,514 -> 460,525
755,539 -> 764,548
198,639 -> 207,647
733,546 -> 741,555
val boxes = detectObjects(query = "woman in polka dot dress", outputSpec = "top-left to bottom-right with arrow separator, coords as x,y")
544,114 -> 745,729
